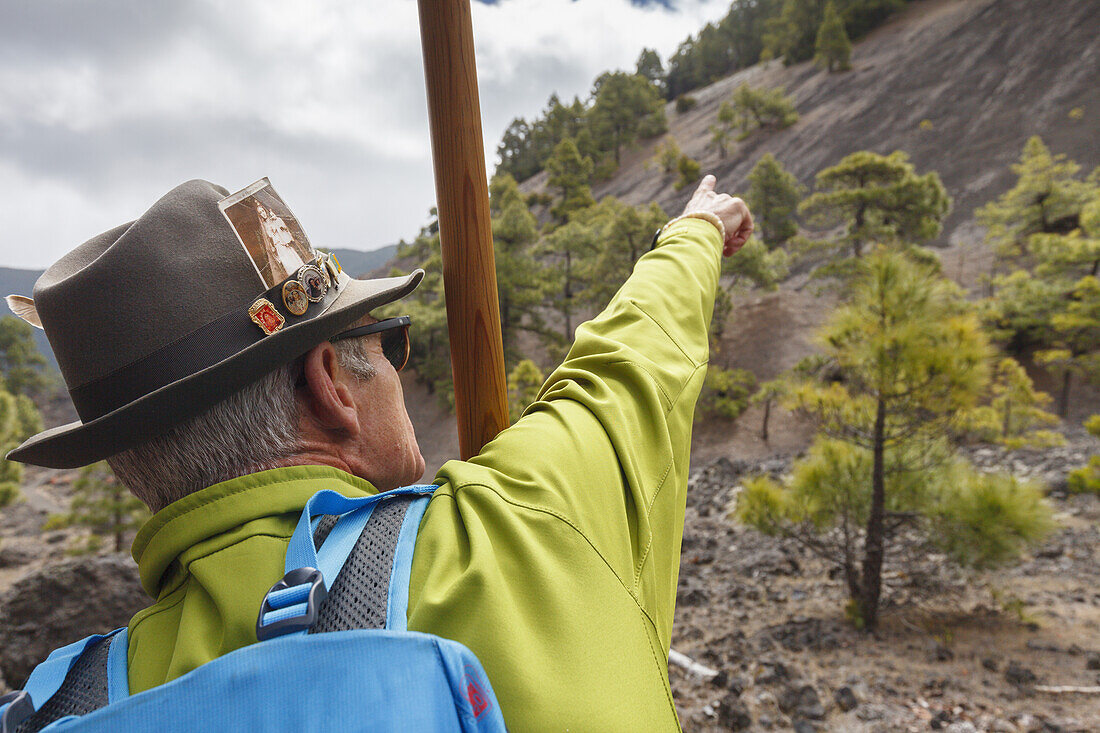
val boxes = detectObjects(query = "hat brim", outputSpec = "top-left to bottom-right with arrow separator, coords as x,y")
8,269 -> 424,468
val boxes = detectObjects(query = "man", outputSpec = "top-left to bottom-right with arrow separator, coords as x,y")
9,175 -> 751,730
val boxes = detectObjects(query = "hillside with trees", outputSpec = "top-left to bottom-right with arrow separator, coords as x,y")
1,0 -> 1098,728
376,2 -> 1100,725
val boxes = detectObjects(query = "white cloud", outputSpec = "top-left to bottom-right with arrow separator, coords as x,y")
0,0 -> 728,268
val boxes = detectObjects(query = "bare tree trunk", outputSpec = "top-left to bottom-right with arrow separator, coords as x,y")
860,396 -> 887,630
1058,370 -> 1072,418
761,398 -> 771,442
114,508 -> 123,553
563,250 -> 573,341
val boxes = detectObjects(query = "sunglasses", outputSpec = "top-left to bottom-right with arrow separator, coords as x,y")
330,315 -> 411,372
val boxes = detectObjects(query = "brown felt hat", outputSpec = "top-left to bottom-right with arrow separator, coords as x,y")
6,179 -> 422,468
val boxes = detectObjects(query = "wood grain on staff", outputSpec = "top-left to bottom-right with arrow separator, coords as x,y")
417,0 -> 510,459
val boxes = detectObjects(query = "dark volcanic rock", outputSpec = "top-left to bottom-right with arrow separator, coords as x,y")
754,659 -> 790,685
759,617 -> 844,652
711,669 -> 746,696
834,685 -> 859,712
1004,661 -> 1038,687
0,544 -> 35,569
717,692 -> 752,730
778,683 -> 826,720
0,555 -> 147,688
676,580 -> 710,607
740,547 -> 800,578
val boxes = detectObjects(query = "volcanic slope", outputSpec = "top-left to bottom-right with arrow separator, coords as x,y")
586,0 -> 1099,255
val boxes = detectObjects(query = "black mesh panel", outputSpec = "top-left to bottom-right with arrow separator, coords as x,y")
17,635 -> 111,733
311,495 -> 412,633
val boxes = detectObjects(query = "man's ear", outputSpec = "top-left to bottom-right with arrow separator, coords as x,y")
299,341 -> 362,436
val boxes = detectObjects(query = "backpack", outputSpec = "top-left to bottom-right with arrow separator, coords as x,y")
0,486 -> 508,732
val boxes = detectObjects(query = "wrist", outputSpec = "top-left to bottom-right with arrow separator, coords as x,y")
650,211 -> 726,250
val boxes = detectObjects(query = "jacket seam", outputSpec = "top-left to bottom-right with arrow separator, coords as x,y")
429,484 -> 662,636
640,603 -> 682,730
667,362 -> 708,416
633,459 -> 673,589
606,359 -> 674,410
627,298 -> 702,368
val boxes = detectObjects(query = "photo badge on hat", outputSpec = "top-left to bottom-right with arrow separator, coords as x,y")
218,178 -> 317,291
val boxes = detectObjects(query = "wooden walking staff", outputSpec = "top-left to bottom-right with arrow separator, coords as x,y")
417,0 -> 510,459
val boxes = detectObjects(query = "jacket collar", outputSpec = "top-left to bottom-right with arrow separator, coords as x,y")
131,465 -> 378,597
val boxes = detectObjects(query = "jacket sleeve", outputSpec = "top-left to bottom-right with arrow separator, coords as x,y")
432,216 -> 722,651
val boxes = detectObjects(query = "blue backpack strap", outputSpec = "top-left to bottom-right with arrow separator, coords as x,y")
386,493 -> 433,631
106,627 -> 130,704
0,629 -> 123,731
257,485 -> 435,639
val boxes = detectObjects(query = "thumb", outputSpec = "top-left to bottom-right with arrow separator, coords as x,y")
696,174 -> 716,194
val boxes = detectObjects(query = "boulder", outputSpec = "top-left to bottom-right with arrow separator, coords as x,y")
0,555 -> 148,688
716,692 -> 752,730
0,543 -> 36,569
1004,661 -> 1038,687
778,683 -> 825,720
834,685 -> 859,712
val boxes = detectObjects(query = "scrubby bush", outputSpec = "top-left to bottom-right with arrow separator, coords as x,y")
698,367 -> 757,420
674,155 -> 702,191
507,359 -> 545,423
674,94 -> 698,114
1067,415 -> 1100,494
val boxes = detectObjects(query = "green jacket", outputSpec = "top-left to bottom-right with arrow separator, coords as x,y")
127,218 -> 722,731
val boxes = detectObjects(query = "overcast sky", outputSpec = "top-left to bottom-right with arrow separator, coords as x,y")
0,0 -> 729,269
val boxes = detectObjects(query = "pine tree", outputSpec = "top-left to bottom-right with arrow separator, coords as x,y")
1036,276 -> 1100,416
543,220 -> 600,345
507,359 -> 545,423
750,378 -> 789,442
545,138 -> 595,227
721,239 -> 791,291
763,0 -> 827,65
1067,415 -> 1100,494
736,252 -> 1047,631
977,136 -> 1092,267
495,117 -> 538,183
650,137 -> 682,174
730,83 -> 799,136
674,155 -> 702,192
46,462 -> 149,554
961,358 -> 1063,448
0,317 -> 51,397
634,48 -> 665,96
800,150 -> 951,259
377,212 -> 453,407
579,198 -> 667,311
0,390 -> 43,509
588,71 -> 667,166
980,141 -> 1099,413
490,175 -> 555,367
815,1 -> 852,71
709,102 -> 737,159
698,367 -> 757,420
746,153 -> 805,248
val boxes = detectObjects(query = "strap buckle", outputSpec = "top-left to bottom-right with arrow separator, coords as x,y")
0,691 -> 33,733
255,567 -> 327,640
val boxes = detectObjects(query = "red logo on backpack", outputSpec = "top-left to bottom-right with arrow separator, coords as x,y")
464,666 -> 490,718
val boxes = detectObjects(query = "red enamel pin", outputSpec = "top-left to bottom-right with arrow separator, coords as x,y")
248,298 -> 285,335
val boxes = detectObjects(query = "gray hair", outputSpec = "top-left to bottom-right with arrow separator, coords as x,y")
108,339 -> 376,513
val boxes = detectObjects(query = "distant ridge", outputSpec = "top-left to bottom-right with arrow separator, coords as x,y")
0,243 -> 399,366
